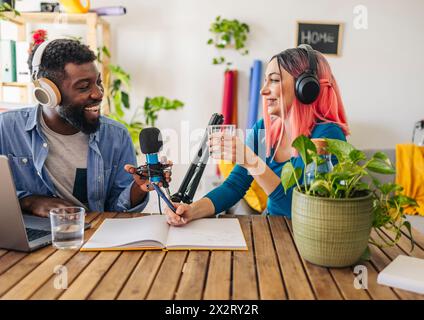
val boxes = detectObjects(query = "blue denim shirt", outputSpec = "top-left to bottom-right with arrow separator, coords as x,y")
0,105 -> 149,212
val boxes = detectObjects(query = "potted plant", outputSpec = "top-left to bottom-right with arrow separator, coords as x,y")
281,136 -> 418,267
0,1 -> 19,20
207,16 -> 250,66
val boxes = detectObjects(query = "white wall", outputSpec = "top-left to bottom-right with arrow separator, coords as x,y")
88,0 -> 424,190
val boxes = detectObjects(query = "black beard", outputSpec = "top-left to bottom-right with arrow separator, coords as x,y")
57,103 -> 100,134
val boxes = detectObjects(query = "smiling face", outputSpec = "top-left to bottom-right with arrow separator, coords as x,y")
56,61 -> 104,134
260,58 -> 295,117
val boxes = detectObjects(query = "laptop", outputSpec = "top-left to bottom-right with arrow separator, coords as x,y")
0,155 -> 90,252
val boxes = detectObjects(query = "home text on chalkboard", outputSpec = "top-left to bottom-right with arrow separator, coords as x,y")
297,22 -> 343,55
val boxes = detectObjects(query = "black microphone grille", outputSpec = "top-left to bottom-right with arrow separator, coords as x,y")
139,127 -> 163,154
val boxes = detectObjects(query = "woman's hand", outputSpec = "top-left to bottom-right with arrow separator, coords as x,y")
208,132 -> 258,169
164,202 -> 194,226
124,160 -> 172,192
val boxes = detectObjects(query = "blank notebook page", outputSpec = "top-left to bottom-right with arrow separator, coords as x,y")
83,215 -> 169,249
166,218 -> 247,249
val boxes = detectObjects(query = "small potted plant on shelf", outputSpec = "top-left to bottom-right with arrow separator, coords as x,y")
281,136 -> 418,267
0,1 -> 19,21
207,16 -> 250,67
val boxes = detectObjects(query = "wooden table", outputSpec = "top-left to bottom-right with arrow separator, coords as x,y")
0,213 -> 423,300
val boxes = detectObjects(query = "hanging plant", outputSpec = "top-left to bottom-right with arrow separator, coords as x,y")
207,16 -> 250,66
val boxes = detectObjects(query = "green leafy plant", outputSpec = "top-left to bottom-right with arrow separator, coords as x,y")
98,46 -> 184,152
281,135 -> 419,250
207,16 -> 250,66
0,2 -> 20,20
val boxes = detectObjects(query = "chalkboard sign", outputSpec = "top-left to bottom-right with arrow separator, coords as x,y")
296,22 -> 343,55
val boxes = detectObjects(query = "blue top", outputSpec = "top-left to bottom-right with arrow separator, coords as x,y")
205,119 -> 346,218
0,105 -> 149,212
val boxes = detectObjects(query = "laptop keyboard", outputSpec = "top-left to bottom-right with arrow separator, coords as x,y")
25,228 -> 51,242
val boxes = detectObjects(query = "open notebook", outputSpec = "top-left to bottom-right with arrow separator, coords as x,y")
81,215 -> 248,251
377,255 -> 424,294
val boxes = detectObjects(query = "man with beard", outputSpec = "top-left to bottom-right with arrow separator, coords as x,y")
0,39 -> 166,217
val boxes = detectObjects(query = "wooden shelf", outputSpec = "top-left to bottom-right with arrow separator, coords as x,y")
2,12 -> 108,27
0,12 -> 111,113
1,82 -> 30,87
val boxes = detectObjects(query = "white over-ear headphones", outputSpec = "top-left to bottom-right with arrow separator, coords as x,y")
31,41 -> 62,108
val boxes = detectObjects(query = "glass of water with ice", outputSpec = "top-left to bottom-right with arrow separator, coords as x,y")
49,207 -> 85,250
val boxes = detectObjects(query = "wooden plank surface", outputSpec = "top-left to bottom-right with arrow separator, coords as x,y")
353,260 -> 398,300
1,213 -> 415,300
284,218 -> 343,300
251,216 -> 286,299
56,212 -> 126,300
2,249 -> 83,300
0,245 -> 56,297
1,213 -> 101,300
28,213 -> 113,300
381,228 -> 424,259
232,216 -> 259,300
402,223 -> 424,251
117,250 -> 166,299
268,217 -> 315,300
89,251 -> 144,300
0,251 -> 27,276
328,268 -> 371,300
370,230 -> 424,300
59,251 -> 121,300
30,251 -> 98,300
175,251 -> 209,300
0,250 -> 8,258
203,251 -> 232,300
146,251 -> 187,300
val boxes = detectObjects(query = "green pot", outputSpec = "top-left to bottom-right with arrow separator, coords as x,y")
292,189 -> 373,267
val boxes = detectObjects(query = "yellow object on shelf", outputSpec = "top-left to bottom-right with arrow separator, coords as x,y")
59,0 -> 90,13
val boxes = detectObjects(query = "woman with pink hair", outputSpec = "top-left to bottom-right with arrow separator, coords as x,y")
165,45 -> 349,225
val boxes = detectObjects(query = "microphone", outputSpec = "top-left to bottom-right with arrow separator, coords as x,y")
138,127 -> 165,185
137,127 -> 176,213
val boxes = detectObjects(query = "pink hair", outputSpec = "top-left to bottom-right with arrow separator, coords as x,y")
263,48 -> 350,158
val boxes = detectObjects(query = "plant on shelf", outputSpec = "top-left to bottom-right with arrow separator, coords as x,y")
281,136 -> 418,267
0,2 -> 20,21
207,16 -> 250,66
28,29 -> 48,53
98,46 -> 184,153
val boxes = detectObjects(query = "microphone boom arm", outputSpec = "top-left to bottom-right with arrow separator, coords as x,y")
171,113 -> 224,204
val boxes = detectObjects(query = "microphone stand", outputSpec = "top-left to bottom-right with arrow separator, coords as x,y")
171,113 -> 224,204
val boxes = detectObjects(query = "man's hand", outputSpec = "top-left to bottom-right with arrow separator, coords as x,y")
20,195 -> 75,218
124,160 -> 172,192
